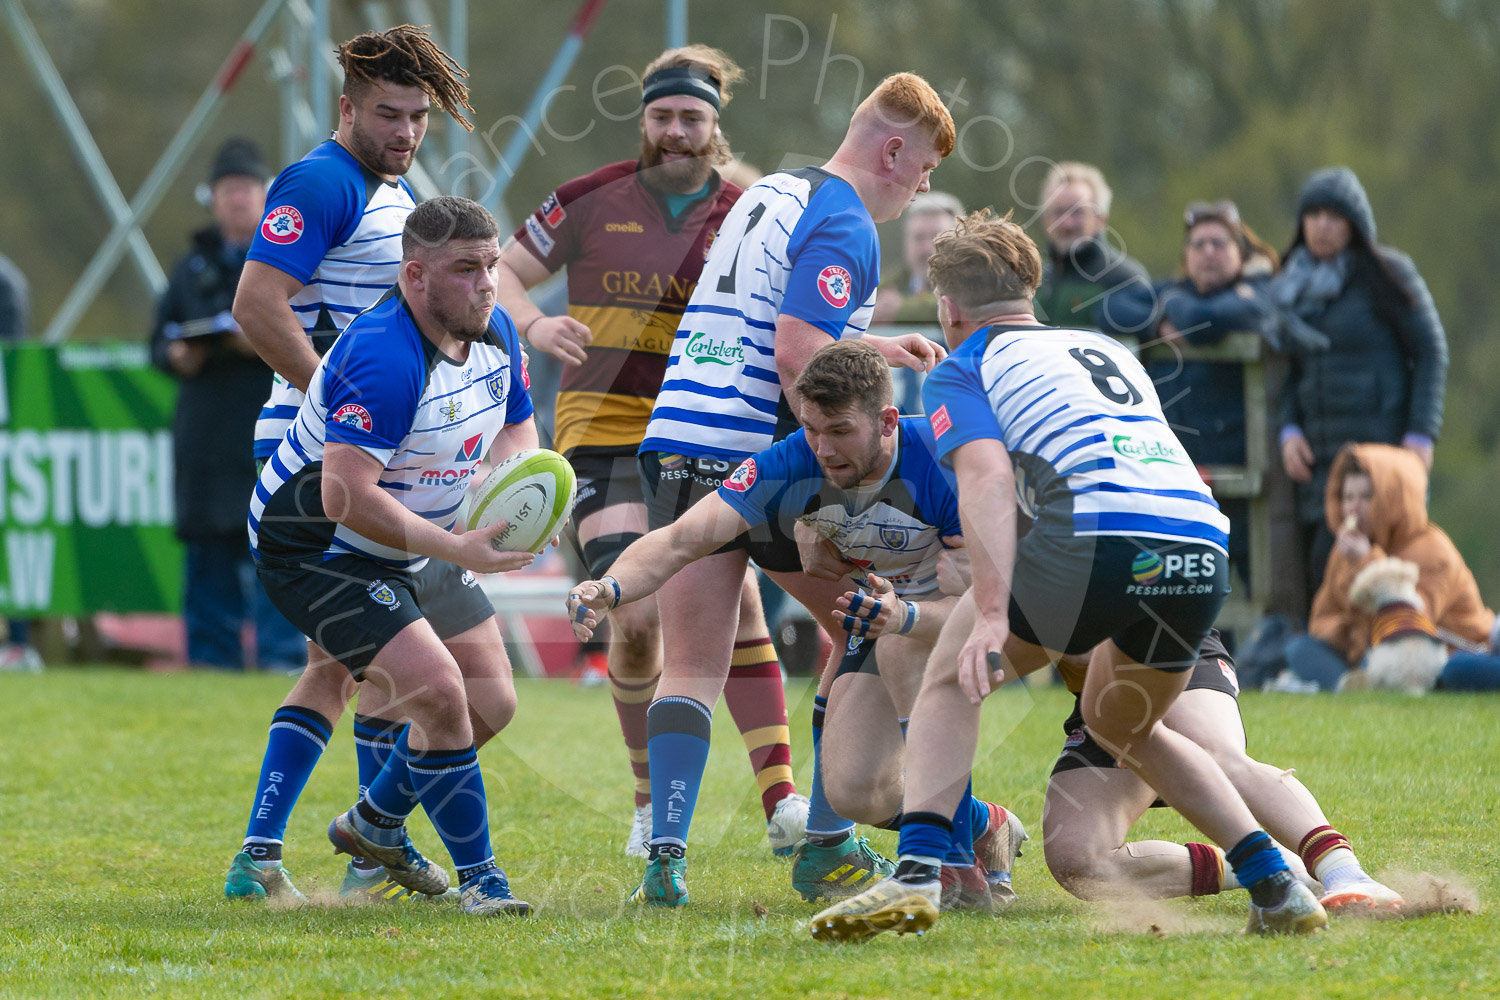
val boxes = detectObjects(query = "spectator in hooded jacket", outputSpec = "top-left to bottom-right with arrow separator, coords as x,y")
1285,443 -> 1498,691
1272,167 -> 1448,599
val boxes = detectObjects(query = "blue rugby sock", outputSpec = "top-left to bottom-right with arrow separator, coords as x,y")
944,779 -> 978,867
1226,830 -> 1292,907
241,705 -> 333,862
350,715 -> 404,871
645,696 -> 713,855
405,744 -> 497,882
896,812 -> 952,883
806,695 -> 855,843
353,714 -> 404,798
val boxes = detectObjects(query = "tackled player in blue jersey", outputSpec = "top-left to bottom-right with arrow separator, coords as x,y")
225,26 -> 486,904
568,341 -> 1025,910
811,209 -> 1330,942
227,198 -> 547,917
611,72 -> 954,907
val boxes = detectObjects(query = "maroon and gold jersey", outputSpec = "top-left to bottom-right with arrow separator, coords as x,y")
514,160 -> 741,458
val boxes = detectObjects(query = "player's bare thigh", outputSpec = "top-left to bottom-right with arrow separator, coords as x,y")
653,548 -> 751,704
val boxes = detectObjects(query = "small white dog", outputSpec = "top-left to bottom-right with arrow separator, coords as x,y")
1342,557 -> 1448,695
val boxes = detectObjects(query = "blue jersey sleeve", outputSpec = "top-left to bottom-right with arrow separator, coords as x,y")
491,308 -> 535,426
779,187 -> 878,337
901,419 -> 963,538
247,152 -> 361,285
321,327 -> 423,461
717,431 -> 821,527
920,340 -> 1005,465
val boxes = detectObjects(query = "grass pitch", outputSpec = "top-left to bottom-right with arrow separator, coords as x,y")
1,668 -> 1494,999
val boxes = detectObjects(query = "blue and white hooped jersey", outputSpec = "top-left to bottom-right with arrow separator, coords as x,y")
248,139 -> 417,458
248,290 -> 534,572
641,166 -> 879,462
716,417 -> 960,599
922,323 -> 1230,553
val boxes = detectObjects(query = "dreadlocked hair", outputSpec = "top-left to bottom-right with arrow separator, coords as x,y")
337,24 -> 475,132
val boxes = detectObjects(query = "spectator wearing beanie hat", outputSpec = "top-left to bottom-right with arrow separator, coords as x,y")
148,137 -> 306,672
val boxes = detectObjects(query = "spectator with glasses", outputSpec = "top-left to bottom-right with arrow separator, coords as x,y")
1033,162 -> 1148,331
1099,199 -> 1295,590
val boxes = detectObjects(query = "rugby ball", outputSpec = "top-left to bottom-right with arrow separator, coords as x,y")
463,448 -> 577,553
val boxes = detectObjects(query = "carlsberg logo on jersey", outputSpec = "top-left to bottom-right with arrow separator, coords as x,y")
685,330 -> 744,365
1112,434 -> 1190,466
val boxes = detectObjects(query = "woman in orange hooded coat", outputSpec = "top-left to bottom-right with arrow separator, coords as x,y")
1285,442 -> 1497,690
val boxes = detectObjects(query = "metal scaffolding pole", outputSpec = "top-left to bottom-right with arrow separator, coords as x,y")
42,0 -> 290,343
666,0 -> 686,48
2,0 -> 166,297
447,0 -> 470,198
484,0 -> 609,212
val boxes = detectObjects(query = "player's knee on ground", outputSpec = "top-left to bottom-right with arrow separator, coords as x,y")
1043,830 -> 1129,901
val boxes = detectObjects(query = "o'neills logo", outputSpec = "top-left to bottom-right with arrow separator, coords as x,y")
1112,434 -> 1188,465
606,221 -> 645,233
685,330 -> 744,365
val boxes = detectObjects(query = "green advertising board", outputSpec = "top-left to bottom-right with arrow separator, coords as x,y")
0,343 -> 181,615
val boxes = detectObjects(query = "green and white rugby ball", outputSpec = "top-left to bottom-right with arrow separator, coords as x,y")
463,448 -> 577,553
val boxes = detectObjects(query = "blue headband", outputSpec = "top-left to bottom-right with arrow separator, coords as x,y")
641,66 -> 721,112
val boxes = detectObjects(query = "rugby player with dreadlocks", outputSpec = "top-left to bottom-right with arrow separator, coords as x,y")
225,25 -> 483,906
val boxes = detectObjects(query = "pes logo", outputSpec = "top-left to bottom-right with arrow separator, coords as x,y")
1126,551 -> 1218,595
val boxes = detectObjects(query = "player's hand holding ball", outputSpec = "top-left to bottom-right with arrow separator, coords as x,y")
454,520 -> 537,575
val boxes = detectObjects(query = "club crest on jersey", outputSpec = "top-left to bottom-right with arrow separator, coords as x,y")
930,404 -> 953,439
880,526 -> 909,551
541,192 -> 566,227
260,205 -> 304,245
333,403 -> 372,431
487,373 -> 508,404
817,265 -> 853,308
724,458 -> 757,493
367,580 -> 399,608
456,433 -> 484,462
847,634 -> 864,653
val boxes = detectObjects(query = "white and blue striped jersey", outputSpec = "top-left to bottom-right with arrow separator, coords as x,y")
716,418 -> 960,599
641,166 -> 879,462
247,139 -> 417,458
922,323 -> 1230,552
248,290 -> 533,572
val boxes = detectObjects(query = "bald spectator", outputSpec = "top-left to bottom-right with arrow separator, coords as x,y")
871,191 -> 964,325
1033,161 -> 1148,331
